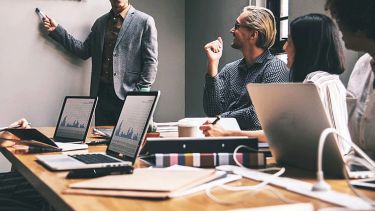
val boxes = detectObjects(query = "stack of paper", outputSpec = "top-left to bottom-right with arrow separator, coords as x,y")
155,122 -> 178,133
180,118 -> 241,131
155,122 -> 179,138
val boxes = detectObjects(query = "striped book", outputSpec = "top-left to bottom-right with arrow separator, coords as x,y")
153,152 -> 266,168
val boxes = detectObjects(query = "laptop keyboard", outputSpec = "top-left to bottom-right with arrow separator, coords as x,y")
69,154 -> 121,164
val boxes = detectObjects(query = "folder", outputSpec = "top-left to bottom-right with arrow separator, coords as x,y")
64,168 -> 230,199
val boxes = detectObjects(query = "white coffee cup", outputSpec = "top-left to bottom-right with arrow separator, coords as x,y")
178,122 -> 199,137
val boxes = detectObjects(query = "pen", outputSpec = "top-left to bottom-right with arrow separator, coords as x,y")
212,115 -> 221,125
93,128 -> 108,137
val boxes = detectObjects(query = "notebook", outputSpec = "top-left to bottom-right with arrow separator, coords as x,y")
64,167 -> 237,199
36,91 -> 160,171
5,96 -> 97,151
247,83 -> 374,178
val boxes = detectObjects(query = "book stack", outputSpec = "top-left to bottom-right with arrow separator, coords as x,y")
154,152 -> 266,168
142,136 -> 266,168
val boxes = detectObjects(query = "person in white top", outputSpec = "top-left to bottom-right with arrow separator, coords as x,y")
326,0 -> 375,159
200,14 -> 352,153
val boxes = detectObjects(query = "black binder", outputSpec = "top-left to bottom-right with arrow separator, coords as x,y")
142,136 -> 258,154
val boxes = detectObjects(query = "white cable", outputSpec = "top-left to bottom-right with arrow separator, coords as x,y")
313,128 -> 336,191
233,145 -> 281,172
219,167 -> 285,191
343,157 -> 375,207
315,128 -> 375,207
316,128 -> 375,179
313,128 -> 375,191
233,144 -> 256,167
205,145 -> 297,205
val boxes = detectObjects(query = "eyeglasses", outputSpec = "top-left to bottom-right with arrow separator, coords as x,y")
234,22 -> 251,30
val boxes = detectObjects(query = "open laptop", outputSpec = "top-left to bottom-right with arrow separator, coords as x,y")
5,96 -> 97,151
36,91 -> 160,171
247,83 -> 374,178
52,96 -> 97,143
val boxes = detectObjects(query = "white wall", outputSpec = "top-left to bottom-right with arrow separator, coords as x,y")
0,0 -> 185,172
0,0 -> 104,127
0,0 -> 106,172
0,0 -> 185,127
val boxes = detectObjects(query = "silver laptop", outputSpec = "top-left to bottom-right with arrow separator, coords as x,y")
36,91 -> 160,171
247,83 -> 353,177
53,96 -> 98,143
5,96 -> 97,151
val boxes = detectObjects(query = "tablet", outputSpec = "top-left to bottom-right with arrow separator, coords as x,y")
5,128 -> 58,148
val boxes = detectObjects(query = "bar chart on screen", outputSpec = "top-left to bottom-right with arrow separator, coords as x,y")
109,96 -> 155,157
55,98 -> 96,139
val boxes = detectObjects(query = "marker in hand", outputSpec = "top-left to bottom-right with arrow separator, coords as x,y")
35,8 -> 47,21
36,8 -> 58,32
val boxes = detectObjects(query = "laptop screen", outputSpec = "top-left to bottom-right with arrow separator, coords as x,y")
54,97 -> 97,142
107,92 -> 159,163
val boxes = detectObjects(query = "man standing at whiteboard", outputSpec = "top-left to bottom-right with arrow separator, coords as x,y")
42,0 -> 158,125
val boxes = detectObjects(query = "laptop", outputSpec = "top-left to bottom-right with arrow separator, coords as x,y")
5,96 -> 97,151
36,91 -> 160,171
247,83 -> 374,178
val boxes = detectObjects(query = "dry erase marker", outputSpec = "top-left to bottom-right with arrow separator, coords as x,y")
35,8 -> 46,20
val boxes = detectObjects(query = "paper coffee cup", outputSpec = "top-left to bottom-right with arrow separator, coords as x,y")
178,122 -> 199,137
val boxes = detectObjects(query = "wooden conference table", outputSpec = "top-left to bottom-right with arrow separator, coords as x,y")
1,127 -> 374,211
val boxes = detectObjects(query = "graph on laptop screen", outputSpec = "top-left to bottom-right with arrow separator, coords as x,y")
55,98 -> 96,140
109,95 -> 155,158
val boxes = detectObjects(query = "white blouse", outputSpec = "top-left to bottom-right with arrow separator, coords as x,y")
304,71 -> 352,154
347,54 -> 375,159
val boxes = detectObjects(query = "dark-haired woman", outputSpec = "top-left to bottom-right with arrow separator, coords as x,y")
200,14 -> 352,154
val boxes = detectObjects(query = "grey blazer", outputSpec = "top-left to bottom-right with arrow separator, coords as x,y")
49,6 -> 158,100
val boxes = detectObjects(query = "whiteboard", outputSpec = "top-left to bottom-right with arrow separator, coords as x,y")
0,0 -> 110,126
0,0 -> 186,126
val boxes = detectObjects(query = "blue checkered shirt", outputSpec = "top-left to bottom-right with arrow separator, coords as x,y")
203,50 -> 289,130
